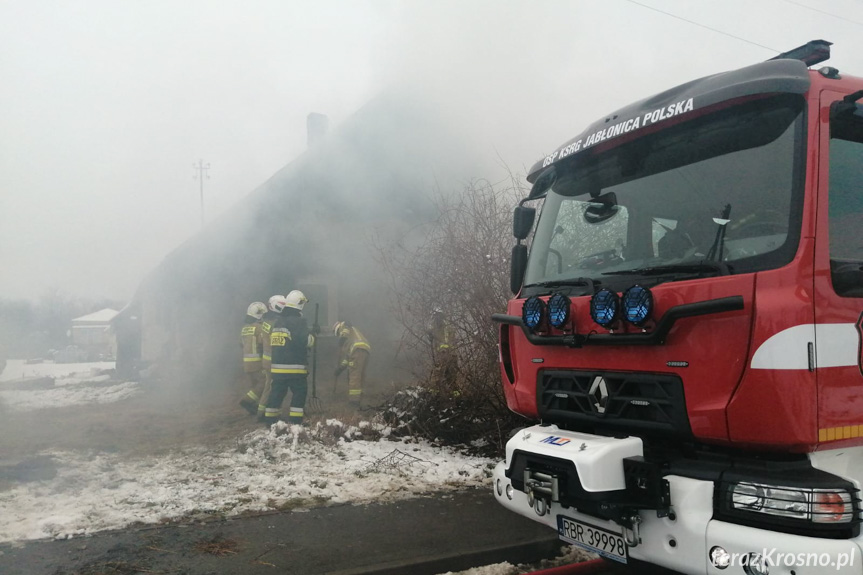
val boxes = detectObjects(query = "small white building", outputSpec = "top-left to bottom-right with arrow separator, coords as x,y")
71,308 -> 119,360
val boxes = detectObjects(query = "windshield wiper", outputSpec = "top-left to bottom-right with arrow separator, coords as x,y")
524,277 -> 599,289
602,261 -> 731,277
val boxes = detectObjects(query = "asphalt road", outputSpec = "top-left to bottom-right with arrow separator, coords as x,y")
0,488 -> 564,575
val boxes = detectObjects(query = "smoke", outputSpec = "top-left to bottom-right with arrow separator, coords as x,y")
2,1 -> 862,301
1,2 -> 863,555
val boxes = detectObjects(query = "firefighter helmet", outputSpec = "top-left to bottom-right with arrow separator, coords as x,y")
284,290 -> 308,311
268,295 -> 287,313
333,321 -> 350,338
246,301 -> 267,320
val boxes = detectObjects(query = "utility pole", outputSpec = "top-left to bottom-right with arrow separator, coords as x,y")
192,159 -> 210,227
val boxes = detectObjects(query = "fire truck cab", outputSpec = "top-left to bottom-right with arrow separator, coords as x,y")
492,41 -> 863,574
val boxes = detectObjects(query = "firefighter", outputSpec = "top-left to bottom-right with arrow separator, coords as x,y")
333,320 -> 371,406
256,295 -> 283,421
239,301 -> 268,415
264,290 -> 313,425
429,307 -> 458,385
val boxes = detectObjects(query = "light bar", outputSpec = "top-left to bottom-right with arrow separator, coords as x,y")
547,293 -> 571,329
622,285 -> 653,326
590,289 -> 619,328
522,296 -> 545,331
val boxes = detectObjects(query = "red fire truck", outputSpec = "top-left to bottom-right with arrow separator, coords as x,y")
492,41 -> 863,574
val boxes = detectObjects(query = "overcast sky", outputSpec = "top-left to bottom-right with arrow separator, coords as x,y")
1,0 -> 861,302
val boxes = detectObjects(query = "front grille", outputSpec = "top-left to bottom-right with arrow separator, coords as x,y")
538,370 -> 691,436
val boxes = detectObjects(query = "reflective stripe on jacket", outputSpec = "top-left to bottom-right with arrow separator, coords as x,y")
241,321 -> 263,373
338,327 -> 371,367
271,363 -> 308,375
431,321 -> 455,351
260,315 -> 274,370
269,313 -> 310,376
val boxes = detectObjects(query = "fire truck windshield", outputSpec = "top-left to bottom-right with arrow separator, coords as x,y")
523,94 -> 805,292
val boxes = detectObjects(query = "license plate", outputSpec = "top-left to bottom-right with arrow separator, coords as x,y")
557,515 -> 628,564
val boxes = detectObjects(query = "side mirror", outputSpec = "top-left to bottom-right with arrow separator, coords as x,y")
513,206 -> 536,240
511,244 -> 528,294
831,97 -> 863,141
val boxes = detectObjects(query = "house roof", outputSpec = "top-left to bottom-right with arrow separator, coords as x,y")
72,308 -> 120,323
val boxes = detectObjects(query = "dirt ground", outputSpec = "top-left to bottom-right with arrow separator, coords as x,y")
0,367 -> 568,575
0,365 -> 398,478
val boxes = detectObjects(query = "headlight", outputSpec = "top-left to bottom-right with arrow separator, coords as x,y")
731,483 -> 808,520
547,293 -> 571,328
522,297 -> 545,331
725,481 -> 858,524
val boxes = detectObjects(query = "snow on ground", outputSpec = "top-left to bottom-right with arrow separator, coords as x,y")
0,359 -> 586,575
0,359 -> 139,412
0,381 -> 139,411
441,546 -> 594,575
0,359 -> 116,382
0,421 -> 495,543
0,360 -> 493,544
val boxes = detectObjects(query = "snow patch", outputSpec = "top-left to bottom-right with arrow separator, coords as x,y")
0,421 -> 495,543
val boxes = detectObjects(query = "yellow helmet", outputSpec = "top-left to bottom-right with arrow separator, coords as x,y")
333,321 -> 350,337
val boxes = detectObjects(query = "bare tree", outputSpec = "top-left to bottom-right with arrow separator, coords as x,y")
374,176 -> 527,450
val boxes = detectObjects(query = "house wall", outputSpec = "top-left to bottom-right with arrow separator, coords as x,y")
70,324 -> 116,359
119,94 -> 477,389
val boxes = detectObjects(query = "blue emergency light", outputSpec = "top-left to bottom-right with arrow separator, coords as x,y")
522,297 -> 545,331
590,289 -> 619,328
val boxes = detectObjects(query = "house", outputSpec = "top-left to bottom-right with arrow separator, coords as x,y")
114,93 -> 479,387
70,308 -> 118,360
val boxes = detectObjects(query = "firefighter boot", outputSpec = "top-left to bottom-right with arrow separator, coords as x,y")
239,398 -> 258,416
348,389 -> 362,408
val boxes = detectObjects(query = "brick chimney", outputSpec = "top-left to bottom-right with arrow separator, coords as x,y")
307,113 -> 328,148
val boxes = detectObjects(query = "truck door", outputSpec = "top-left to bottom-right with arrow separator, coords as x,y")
814,88 -> 863,445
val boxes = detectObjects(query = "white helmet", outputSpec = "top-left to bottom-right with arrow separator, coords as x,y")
284,290 -> 308,311
268,295 -> 287,313
247,301 -> 267,320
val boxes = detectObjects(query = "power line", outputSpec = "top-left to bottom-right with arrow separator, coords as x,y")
621,0 -> 779,54
781,0 -> 863,28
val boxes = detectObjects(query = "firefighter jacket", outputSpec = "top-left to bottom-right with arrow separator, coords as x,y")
270,312 -> 312,377
260,312 -> 276,371
430,319 -> 455,352
241,318 -> 264,373
338,327 -> 371,369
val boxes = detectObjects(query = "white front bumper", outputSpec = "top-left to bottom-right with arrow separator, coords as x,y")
494,424 -> 863,575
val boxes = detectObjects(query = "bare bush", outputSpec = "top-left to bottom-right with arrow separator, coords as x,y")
374,177 -> 528,450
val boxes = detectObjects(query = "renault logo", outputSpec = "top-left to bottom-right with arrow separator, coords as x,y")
588,376 -> 609,414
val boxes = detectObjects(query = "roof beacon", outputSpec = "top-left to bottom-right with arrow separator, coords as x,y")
768,39 -> 832,67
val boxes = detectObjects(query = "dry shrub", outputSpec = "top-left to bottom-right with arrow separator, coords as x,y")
374,178 -> 528,452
